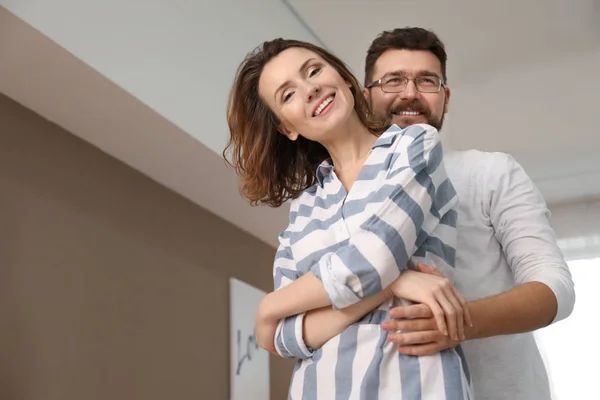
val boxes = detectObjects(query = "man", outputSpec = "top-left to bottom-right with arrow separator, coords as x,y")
364,27 -> 575,399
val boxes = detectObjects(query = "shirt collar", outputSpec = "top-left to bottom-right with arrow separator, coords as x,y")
316,158 -> 333,188
371,124 -> 402,149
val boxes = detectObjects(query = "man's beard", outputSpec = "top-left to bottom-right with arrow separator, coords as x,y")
387,100 -> 445,131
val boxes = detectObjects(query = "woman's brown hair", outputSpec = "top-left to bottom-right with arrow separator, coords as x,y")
224,38 -> 388,207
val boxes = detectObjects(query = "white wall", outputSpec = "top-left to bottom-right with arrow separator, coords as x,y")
0,0 -> 318,155
549,199 -> 600,261
0,1 -> 319,246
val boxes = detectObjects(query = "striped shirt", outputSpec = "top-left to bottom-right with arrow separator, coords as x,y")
272,124 -> 472,400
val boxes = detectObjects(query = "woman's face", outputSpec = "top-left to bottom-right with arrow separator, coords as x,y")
258,47 -> 355,143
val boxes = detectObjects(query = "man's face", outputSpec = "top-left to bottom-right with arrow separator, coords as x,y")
364,49 -> 450,131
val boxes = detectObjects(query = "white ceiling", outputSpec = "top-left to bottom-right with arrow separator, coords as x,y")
288,0 -> 600,203
1,2 -> 599,250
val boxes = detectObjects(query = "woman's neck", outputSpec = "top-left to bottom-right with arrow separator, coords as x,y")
322,112 -> 377,173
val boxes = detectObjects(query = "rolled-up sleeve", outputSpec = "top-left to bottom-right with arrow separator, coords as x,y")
274,313 -> 314,359
489,153 -> 575,323
271,226 -> 314,359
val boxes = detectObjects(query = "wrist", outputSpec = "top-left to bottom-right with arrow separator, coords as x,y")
388,270 -> 414,298
384,282 -> 396,299
463,301 -> 480,340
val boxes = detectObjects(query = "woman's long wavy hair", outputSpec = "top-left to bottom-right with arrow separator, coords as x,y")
224,39 -> 389,207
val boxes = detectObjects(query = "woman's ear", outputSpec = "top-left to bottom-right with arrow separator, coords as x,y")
278,125 -> 299,141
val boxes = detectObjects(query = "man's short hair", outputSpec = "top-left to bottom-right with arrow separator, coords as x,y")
364,27 -> 448,87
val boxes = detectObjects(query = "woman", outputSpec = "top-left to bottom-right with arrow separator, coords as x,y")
225,38 -> 473,399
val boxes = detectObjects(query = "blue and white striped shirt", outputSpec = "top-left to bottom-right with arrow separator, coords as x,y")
273,124 -> 472,399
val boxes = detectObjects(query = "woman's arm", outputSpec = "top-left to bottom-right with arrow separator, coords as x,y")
271,284 -> 392,358
273,267 -> 470,355
303,289 -> 391,350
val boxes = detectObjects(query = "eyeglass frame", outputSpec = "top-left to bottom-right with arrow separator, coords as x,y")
366,74 -> 446,93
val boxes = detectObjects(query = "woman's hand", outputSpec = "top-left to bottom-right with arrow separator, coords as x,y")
386,264 -> 472,341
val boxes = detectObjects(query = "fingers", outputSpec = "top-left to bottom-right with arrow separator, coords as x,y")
389,304 -> 433,319
397,342 -> 452,357
441,284 -> 464,341
452,285 -> 473,328
392,329 -> 461,356
426,296 -> 448,336
431,286 -> 458,339
416,263 -> 457,337
381,317 -> 437,332
388,271 -> 469,340
387,330 -> 440,345
417,262 -> 444,278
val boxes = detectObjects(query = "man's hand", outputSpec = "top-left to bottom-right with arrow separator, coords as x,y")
382,303 -> 462,356
387,264 -> 472,341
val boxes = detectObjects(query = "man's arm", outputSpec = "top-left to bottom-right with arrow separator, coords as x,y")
468,281 -> 556,338
286,273 -> 556,357
383,276 -> 557,356
489,153 -> 574,323
383,153 -> 575,355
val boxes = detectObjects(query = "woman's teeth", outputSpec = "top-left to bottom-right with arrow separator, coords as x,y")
314,96 -> 334,116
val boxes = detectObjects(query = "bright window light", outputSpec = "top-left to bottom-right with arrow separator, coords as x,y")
535,258 -> 600,399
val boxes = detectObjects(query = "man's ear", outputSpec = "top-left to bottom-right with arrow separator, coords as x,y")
443,87 -> 451,114
278,125 -> 299,141
362,87 -> 370,102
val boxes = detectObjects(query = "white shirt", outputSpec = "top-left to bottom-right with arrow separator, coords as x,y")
444,149 -> 575,400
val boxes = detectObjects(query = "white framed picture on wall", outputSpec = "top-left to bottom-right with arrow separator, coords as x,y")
229,278 -> 269,400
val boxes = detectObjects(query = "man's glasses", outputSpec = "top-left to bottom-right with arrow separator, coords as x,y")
366,75 -> 445,93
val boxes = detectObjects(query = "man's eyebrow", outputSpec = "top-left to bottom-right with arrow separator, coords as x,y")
381,69 -> 442,79
273,57 -> 317,101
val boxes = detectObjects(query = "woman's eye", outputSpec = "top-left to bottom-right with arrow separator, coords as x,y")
309,67 -> 322,77
283,92 -> 294,102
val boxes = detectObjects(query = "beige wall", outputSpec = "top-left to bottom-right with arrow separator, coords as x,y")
0,93 -> 294,400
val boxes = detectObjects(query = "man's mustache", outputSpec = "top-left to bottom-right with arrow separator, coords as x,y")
389,100 -> 430,116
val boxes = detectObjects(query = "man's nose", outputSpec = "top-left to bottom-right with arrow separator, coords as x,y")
400,80 -> 418,101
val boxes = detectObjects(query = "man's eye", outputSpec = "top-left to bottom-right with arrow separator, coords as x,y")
385,77 -> 405,85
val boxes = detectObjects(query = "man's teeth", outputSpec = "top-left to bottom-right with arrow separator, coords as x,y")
396,111 -> 421,116
314,96 -> 334,116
